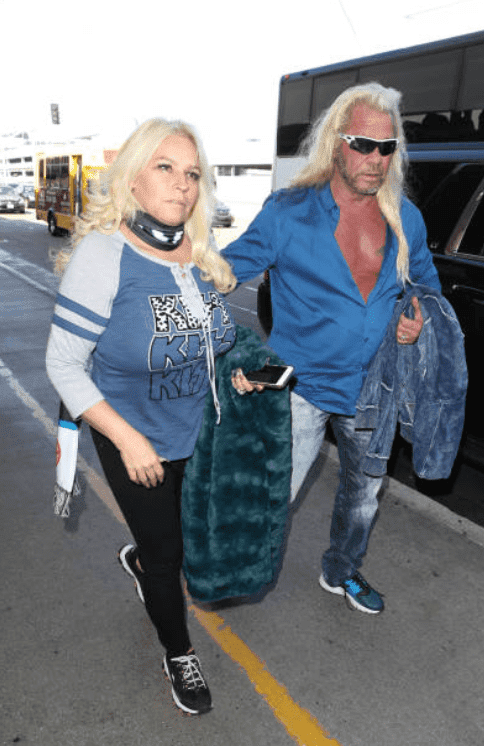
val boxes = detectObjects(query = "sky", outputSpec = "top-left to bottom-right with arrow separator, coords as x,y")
1,0 -> 484,161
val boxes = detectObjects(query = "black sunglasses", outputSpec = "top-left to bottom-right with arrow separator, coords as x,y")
339,133 -> 399,156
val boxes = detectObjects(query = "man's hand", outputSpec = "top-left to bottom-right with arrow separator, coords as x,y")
396,296 -> 423,345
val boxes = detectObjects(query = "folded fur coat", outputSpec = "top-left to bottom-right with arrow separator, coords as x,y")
181,326 -> 292,602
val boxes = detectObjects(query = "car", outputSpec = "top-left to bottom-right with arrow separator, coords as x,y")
212,199 -> 233,227
0,185 -> 26,213
19,185 -> 35,208
257,145 -> 484,467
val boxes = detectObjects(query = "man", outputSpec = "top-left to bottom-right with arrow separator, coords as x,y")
222,83 -> 440,614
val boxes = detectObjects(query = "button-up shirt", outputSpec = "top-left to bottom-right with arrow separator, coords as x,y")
222,183 -> 441,414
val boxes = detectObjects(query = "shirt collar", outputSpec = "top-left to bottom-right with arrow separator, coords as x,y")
318,182 -> 340,220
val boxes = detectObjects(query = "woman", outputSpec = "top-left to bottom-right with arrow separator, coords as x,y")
46,118 -> 255,715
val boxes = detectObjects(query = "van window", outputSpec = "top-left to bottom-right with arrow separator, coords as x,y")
411,163 -> 484,252
458,191 -> 484,256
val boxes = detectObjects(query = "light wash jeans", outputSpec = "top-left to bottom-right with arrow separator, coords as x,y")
291,392 -> 383,587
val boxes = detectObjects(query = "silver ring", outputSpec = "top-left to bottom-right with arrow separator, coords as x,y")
236,388 -> 246,396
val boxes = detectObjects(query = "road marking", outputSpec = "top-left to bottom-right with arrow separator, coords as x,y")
0,247 -> 58,297
190,604 -> 343,745
227,301 -> 258,315
0,351 -> 342,745
0,260 -> 57,297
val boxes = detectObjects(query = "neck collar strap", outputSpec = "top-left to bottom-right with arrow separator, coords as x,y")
127,211 -> 185,251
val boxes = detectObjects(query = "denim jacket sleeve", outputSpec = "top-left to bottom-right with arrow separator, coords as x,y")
355,285 -> 467,479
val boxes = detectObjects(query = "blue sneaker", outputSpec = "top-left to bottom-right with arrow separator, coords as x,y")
319,571 -> 384,614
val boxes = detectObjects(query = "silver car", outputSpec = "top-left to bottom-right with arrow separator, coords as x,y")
0,185 -> 26,213
212,199 -> 233,227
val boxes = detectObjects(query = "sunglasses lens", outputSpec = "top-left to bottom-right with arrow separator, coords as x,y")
379,141 -> 397,156
351,137 -> 376,154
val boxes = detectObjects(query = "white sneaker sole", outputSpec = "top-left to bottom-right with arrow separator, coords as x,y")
318,573 -> 345,596
118,544 -> 145,604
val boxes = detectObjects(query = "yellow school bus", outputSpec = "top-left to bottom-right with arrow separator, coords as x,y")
35,147 -> 117,235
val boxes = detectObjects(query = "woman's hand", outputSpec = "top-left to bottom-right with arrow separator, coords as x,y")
82,400 -> 165,488
118,430 -> 165,488
231,368 -> 264,395
397,296 -> 423,345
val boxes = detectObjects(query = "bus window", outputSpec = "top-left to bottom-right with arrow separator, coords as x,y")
362,50 -> 460,114
277,77 -> 313,156
60,157 -> 69,189
311,70 -> 357,122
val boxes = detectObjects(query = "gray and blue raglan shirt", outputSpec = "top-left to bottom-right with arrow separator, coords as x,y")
46,230 -> 236,460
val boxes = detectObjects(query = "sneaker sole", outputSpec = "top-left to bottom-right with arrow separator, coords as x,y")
318,573 -> 382,615
118,544 -> 145,604
318,573 -> 345,597
163,657 -> 212,715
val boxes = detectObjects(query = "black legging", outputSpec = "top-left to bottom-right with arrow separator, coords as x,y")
91,428 -> 191,658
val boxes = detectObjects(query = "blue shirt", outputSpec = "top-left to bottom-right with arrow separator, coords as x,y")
222,184 -> 441,415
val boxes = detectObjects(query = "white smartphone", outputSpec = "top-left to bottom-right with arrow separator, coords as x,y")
245,363 -> 294,389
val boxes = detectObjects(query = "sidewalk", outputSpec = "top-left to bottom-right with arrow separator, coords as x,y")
1,255 -> 484,746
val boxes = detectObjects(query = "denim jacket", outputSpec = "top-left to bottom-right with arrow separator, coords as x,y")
355,285 -> 467,479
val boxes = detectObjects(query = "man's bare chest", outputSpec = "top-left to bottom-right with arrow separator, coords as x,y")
334,213 -> 386,302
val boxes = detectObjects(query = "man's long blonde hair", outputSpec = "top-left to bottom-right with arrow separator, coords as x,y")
292,82 -> 410,283
63,118 -> 235,292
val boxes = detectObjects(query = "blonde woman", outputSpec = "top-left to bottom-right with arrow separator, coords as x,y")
46,119 -> 254,715
223,83 -> 441,616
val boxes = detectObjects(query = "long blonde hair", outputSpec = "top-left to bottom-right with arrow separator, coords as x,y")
292,83 -> 410,283
62,118 -> 235,292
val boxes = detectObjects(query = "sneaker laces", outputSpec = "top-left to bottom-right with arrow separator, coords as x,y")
346,572 -> 384,598
170,654 -> 207,690
345,573 -> 369,596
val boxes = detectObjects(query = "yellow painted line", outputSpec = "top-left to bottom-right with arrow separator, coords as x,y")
190,603 -> 343,746
1,355 -> 342,745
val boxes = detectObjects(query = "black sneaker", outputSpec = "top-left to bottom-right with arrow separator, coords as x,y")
163,652 -> 212,715
118,544 -> 145,604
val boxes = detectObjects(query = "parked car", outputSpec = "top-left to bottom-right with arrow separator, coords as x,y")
0,185 -> 26,213
212,199 -> 233,227
19,185 -> 36,208
257,145 -> 484,467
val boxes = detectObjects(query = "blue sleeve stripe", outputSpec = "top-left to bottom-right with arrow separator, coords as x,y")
52,314 -> 100,342
59,419 -> 79,430
56,293 -> 109,327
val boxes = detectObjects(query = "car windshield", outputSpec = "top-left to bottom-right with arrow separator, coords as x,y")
0,186 -> 15,195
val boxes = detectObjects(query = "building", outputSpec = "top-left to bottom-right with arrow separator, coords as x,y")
0,135 -> 35,185
211,138 -> 273,221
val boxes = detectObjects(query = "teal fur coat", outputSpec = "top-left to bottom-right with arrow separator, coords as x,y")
181,326 -> 292,602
